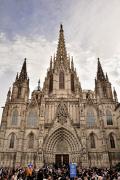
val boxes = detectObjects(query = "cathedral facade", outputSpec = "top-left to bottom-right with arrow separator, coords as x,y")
0,25 -> 120,168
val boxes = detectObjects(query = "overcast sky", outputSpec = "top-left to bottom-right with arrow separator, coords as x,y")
0,0 -> 120,119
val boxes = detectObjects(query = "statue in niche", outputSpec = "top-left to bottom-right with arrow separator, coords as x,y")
39,139 -> 43,151
39,124 -> 43,133
56,102 -> 68,125
81,139 -> 87,154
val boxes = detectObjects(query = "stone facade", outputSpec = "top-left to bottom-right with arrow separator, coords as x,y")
0,24 -> 120,168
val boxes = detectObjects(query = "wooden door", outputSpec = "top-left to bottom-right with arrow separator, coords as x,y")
63,154 -> 69,164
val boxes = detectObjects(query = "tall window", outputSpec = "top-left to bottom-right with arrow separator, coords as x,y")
9,133 -> 15,149
18,85 -> 22,98
90,133 -> 96,148
49,74 -> 53,93
11,109 -> 18,126
87,110 -> 95,127
28,132 -> 34,149
106,110 -> 113,125
109,133 -> 115,148
71,74 -> 75,92
59,71 -> 64,89
27,111 -> 37,128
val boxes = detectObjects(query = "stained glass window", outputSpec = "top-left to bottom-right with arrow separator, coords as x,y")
90,133 -> 96,148
106,110 -> 113,125
28,132 -> 34,149
9,133 -> 15,149
11,110 -> 18,125
27,111 -> 37,127
110,133 -> 115,148
87,110 -> 95,127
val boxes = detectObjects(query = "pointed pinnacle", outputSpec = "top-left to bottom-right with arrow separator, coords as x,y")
50,56 -> 52,69
71,56 -> 74,70
38,79 -> 40,91
106,73 -> 109,81
113,87 -> 117,95
6,87 -> 11,102
8,87 -> 11,95
97,58 -> 105,81
60,24 -> 63,31
19,58 -> 27,81
15,72 -> 19,81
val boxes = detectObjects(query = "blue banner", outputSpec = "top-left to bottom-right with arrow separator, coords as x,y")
70,163 -> 77,178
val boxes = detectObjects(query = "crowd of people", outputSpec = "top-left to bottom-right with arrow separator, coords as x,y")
0,164 -> 120,180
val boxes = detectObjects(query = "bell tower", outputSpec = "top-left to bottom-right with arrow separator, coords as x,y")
11,58 -> 29,102
95,58 -> 113,100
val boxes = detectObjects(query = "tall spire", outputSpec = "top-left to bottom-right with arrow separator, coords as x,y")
19,58 -> 27,81
56,24 -> 67,63
97,58 -> 105,81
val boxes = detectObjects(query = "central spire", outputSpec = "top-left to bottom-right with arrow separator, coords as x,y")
56,24 -> 67,63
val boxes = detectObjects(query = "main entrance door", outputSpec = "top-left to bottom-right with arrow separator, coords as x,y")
55,154 -> 69,166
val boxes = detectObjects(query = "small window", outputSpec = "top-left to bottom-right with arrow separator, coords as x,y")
28,133 -> 34,149
106,110 -> 113,125
59,71 -> 64,89
9,133 -> 15,149
87,110 -> 95,127
110,133 -> 115,148
90,133 -> 96,148
11,109 -> 18,125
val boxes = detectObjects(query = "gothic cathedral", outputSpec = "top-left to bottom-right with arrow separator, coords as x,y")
0,25 -> 120,168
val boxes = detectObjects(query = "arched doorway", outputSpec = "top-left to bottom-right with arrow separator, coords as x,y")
55,139 -> 69,166
43,127 -> 81,165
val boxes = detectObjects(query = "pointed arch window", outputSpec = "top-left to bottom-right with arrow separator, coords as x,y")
28,133 -> 34,149
49,74 -> 53,93
87,110 -> 95,127
59,71 -> 64,89
18,85 -> 22,98
11,109 -> 18,126
27,111 -> 37,128
90,133 -> 96,148
71,74 -> 75,92
109,133 -> 115,148
9,133 -> 15,149
106,110 -> 113,125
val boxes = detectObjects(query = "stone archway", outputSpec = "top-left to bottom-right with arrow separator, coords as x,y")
43,127 -> 82,164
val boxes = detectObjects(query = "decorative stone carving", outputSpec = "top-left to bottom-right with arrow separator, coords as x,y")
56,102 -> 68,124
29,95 -> 37,107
